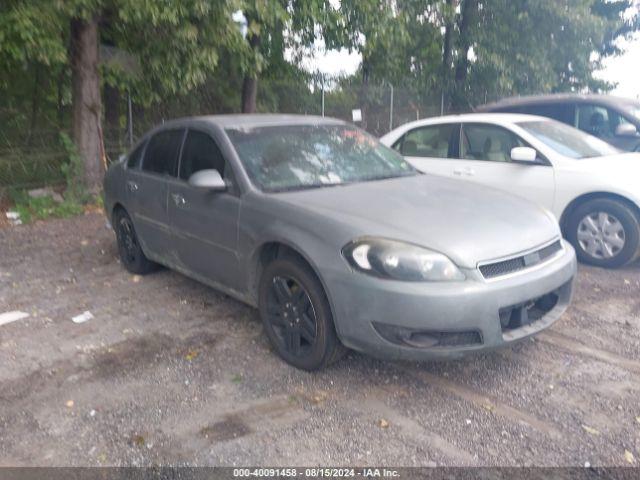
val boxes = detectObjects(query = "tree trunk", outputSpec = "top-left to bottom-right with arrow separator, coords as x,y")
70,15 -> 104,194
241,76 -> 258,113
452,0 -> 478,110
241,29 -> 260,113
441,0 -> 456,112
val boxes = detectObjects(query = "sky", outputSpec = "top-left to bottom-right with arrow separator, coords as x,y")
596,34 -> 640,99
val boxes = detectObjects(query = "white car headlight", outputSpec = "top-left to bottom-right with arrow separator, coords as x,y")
343,238 -> 465,282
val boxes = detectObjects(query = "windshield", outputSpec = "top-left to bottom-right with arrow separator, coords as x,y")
517,120 -> 621,159
226,124 -> 416,192
627,107 -> 640,122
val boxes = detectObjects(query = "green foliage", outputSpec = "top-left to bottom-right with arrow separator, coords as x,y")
1,0 -> 639,195
8,189 -> 83,223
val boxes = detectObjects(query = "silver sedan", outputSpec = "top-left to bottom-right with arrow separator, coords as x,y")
104,115 -> 577,370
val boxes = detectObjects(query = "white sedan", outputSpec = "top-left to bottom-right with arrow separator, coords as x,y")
381,113 -> 640,268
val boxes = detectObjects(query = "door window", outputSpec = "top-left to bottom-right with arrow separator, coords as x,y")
397,124 -> 457,158
142,129 -> 185,176
127,140 -> 147,169
461,124 -> 526,163
179,130 -> 227,180
576,105 -> 613,137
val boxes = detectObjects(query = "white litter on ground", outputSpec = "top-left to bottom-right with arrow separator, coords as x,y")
0,311 -> 30,327
72,311 -> 94,324
5,211 -> 22,226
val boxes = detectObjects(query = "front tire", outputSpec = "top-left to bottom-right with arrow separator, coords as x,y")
114,209 -> 159,274
258,257 -> 345,370
565,198 -> 640,268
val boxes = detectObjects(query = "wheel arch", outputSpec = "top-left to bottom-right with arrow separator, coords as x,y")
559,192 -> 640,235
249,241 -> 338,323
250,241 -> 321,296
111,202 -> 128,225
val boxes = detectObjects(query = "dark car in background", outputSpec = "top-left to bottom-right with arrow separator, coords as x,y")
477,94 -> 640,152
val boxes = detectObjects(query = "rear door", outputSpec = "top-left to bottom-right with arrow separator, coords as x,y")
392,123 -> 460,178
167,128 -> 242,291
126,128 -> 185,259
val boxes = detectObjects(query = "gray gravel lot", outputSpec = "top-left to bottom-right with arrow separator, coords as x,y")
0,213 -> 639,467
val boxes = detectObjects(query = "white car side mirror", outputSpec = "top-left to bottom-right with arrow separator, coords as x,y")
188,169 -> 227,192
615,123 -> 638,137
510,147 -> 538,163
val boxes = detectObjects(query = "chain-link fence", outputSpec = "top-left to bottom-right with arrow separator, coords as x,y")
0,81 -> 475,191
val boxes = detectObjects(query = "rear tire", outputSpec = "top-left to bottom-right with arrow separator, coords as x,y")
113,209 -> 159,274
258,256 -> 345,370
565,198 -> 640,268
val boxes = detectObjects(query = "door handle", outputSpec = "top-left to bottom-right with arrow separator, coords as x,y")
127,181 -> 139,192
453,168 -> 475,177
171,193 -> 187,208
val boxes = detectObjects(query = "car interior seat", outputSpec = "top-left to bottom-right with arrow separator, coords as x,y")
402,140 -> 418,156
483,137 -> 508,162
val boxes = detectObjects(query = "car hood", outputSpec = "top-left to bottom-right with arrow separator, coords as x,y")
275,174 -> 560,269
569,152 -> 640,177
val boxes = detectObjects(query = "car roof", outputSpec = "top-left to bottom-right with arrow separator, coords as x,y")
156,114 -> 347,130
477,93 -> 640,111
395,113 -> 553,127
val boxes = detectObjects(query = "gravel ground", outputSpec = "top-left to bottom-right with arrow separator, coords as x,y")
0,212 -> 639,467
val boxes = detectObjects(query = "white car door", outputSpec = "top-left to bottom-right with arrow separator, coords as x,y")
394,122 -> 556,212
392,123 -> 460,178
455,123 -> 556,211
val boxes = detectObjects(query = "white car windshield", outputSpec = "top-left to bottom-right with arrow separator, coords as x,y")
226,124 -> 417,192
517,120 -> 621,159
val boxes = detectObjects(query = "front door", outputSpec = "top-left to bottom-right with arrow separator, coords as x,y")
168,129 -> 242,291
455,123 -> 556,211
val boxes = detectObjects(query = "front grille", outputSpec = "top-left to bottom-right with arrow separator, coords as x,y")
479,240 -> 563,280
499,287 -> 561,333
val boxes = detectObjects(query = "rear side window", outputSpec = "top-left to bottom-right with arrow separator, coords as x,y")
142,129 -> 185,176
179,130 -> 226,180
525,103 -> 574,125
397,124 -> 457,158
126,140 -> 146,169
494,104 -> 574,125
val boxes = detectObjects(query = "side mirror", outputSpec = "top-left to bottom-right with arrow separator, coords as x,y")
188,169 -> 227,192
615,123 -> 638,137
510,147 -> 538,163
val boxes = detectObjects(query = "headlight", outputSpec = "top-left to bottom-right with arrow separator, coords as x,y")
342,238 -> 465,282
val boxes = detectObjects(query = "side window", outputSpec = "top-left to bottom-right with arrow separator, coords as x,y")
461,124 -> 526,163
126,140 -> 146,169
179,130 -> 226,181
576,105 -> 612,138
399,124 -> 456,158
142,129 -> 185,176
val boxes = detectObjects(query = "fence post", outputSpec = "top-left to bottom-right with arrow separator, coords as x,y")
127,90 -> 133,147
389,83 -> 394,131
